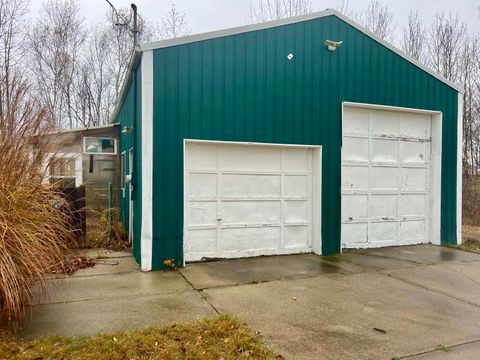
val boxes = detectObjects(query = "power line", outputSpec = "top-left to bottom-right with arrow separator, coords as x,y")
104,0 -> 142,47
105,0 -> 130,26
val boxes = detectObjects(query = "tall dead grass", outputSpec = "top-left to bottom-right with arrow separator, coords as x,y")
0,82 -> 73,326
463,176 -> 480,226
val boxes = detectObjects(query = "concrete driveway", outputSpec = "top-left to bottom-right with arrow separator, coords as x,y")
21,245 -> 480,359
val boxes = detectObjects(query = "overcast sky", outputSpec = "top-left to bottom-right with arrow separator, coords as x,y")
31,0 -> 480,43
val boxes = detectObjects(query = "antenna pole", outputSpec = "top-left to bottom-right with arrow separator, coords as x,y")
131,3 -> 138,48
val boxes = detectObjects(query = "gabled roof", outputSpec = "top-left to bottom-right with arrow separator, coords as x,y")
111,9 -> 463,123
140,9 -> 463,93
43,123 -> 118,136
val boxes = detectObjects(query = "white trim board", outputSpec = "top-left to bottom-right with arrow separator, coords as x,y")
342,102 -> 442,115
184,139 -> 323,149
43,152 -> 83,188
128,148 -> 134,244
140,50 -> 154,271
110,49 -> 142,124
140,9 -> 462,94
457,93 -> 463,245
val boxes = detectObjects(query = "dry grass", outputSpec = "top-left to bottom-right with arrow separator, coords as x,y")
0,82 -> 73,326
463,224 -> 480,234
0,315 -> 277,360
463,177 -> 480,226
459,238 -> 480,253
81,208 -> 130,251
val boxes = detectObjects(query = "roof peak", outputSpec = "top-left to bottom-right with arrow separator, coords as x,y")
140,9 -> 337,52
137,8 -> 462,93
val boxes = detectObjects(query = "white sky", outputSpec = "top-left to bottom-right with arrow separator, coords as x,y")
31,0 -> 480,43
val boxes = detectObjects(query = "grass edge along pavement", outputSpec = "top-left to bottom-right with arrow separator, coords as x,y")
0,314 -> 281,360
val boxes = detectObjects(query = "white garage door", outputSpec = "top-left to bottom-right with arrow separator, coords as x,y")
184,142 -> 319,262
342,106 -> 433,248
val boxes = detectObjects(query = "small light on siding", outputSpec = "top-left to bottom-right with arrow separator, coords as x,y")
122,126 -> 132,134
325,40 -> 343,51
287,53 -> 294,60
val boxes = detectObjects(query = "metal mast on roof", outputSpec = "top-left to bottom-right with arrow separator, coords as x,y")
104,0 -> 139,48
131,4 -> 138,48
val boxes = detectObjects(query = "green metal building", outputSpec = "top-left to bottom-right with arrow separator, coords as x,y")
112,9 -> 463,271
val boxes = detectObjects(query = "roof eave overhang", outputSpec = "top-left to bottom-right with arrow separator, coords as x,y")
109,47 -> 143,124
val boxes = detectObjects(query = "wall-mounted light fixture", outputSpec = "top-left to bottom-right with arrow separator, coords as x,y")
325,40 -> 343,51
122,126 -> 133,134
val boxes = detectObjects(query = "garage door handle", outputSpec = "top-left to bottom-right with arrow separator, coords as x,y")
217,218 -> 222,221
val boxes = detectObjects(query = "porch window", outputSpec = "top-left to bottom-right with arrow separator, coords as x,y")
48,157 -> 77,188
83,137 -> 117,155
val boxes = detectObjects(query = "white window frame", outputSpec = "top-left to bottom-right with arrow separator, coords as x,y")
83,136 -> 117,155
128,148 -> 134,243
121,151 -> 127,197
43,152 -> 83,187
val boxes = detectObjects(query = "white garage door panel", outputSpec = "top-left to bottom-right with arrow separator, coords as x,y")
185,142 -> 317,261
188,202 -> 217,225
222,201 -> 281,224
222,174 -> 281,198
342,107 -> 432,248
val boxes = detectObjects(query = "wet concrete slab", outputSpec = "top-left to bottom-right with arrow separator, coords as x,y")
74,249 -> 133,259
22,253 -> 215,339
386,261 -> 480,307
68,255 -> 139,277
31,271 -> 189,305
204,272 -> 480,360
180,254 -> 366,289
21,290 -> 216,339
329,252 -> 419,270
351,244 -> 480,265
20,245 -> 480,359
408,341 -> 480,359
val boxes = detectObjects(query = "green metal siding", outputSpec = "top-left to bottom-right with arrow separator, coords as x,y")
150,15 -> 458,269
116,64 -> 142,263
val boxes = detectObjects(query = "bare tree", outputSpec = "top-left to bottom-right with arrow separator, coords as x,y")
74,26 -> 114,127
423,12 -> 480,178
103,6 -> 157,101
28,0 -> 86,129
0,0 -> 28,117
426,12 -> 466,83
357,0 -> 395,41
72,6 -> 162,126
160,4 -> 190,39
459,35 -> 480,177
248,0 -> 311,23
336,0 -> 357,19
401,10 -> 426,61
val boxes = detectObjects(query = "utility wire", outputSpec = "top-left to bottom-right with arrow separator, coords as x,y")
105,0 -> 130,26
